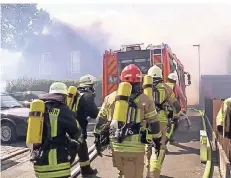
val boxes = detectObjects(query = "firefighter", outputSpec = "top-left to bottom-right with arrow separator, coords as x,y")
146,65 -> 181,178
71,74 -> 99,176
165,73 -> 187,143
216,97 -> 231,138
30,82 -> 82,178
94,64 -> 162,178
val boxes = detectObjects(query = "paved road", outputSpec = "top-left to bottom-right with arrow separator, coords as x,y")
1,140 -> 27,159
0,137 -> 95,178
1,112 -> 222,178
80,111 -> 221,178
1,119 -> 96,176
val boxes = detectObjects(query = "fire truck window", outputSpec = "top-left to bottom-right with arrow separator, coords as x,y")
121,59 -> 133,63
120,58 -> 149,74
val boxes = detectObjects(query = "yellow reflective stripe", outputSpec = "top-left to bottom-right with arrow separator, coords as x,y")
49,108 -> 59,137
166,83 -> 174,90
111,135 -> 145,152
166,124 -> 174,139
71,94 -> 82,112
48,149 -> 57,165
76,120 -> 80,129
34,162 -> 70,172
112,144 -> 145,152
159,88 -> 165,104
152,131 -> 162,138
79,160 -> 90,167
157,110 -> 168,123
145,110 -> 156,118
135,109 -> 141,123
131,108 -> 135,122
35,169 -> 70,178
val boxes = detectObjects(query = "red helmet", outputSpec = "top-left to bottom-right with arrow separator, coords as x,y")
120,64 -> 142,83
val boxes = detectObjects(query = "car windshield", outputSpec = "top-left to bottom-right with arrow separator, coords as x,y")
1,95 -> 23,108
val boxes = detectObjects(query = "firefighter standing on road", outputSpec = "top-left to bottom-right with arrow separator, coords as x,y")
165,73 -> 187,143
94,64 -> 162,178
146,66 -> 181,178
29,82 -> 82,178
216,97 -> 231,138
70,74 -> 99,176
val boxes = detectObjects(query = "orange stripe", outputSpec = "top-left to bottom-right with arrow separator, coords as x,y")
108,84 -> 117,94
108,60 -> 117,73
108,64 -> 116,75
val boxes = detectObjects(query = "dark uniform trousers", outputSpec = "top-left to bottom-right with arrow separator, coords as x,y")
78,138 -> 90,167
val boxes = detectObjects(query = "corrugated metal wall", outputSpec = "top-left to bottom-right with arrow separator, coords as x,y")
200,75 -> 231,107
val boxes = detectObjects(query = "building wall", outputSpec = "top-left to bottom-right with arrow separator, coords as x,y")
200,75 -> 231,107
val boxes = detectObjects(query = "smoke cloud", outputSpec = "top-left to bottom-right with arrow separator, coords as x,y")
0,49 -> 24,92
40,3 -> 231,105
3,4 -> 231,105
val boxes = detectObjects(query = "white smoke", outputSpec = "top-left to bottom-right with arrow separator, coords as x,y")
0,49 -> 23,92
33,4 -> 231,104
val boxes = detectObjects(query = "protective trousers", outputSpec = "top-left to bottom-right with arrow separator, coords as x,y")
78,139 -> 90,169
33,147 -> 71,178
146,122 -> 167,178
166,118 -> 179,144
113,151 -> 144,178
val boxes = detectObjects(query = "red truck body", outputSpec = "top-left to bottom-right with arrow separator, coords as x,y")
102,43 -> 191,102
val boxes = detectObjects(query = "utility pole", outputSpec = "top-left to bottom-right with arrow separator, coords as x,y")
193,44 -> 201,105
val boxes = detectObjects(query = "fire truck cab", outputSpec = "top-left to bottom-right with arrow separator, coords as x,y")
102,43 -> 191,102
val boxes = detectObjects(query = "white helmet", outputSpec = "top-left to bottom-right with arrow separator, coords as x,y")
168,73 -> 178,82
79,74 -> 97,87
49,82 -> 68,95
147,65 -> 163,78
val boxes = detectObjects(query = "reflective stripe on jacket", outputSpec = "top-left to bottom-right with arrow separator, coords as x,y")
165,82 -> 187,111
94,91 -> 161,153
154,83 -> 178,123
34,104 -> 79,178
71,93 -> 83,112
216,97 -> 231,133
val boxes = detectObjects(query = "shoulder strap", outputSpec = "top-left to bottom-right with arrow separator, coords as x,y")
41,102 -> 52,144
71,92 -> 84,112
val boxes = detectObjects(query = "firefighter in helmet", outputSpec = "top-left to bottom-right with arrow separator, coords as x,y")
94,64 -> 162,178
30,82 -> 82,178
70,74 -> 99,176
165,73 -> 187,143
216,97 -> 231,138
146,65 -> 181,178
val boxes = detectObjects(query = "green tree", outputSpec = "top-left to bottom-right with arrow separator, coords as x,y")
1,4 -> 51,51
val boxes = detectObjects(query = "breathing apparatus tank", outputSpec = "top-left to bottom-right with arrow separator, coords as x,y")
113,82 -> 132,124
143,75 -> 153,101
67,86 -> 77,109
26,99 -> 45,144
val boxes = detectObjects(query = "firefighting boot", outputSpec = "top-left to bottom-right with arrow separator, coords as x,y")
80,165 -> 98,176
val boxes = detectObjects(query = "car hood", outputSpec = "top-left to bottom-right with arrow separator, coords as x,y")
1,107 -> 30,117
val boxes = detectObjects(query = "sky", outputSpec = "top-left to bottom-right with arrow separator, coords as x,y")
37,3 -> 231,104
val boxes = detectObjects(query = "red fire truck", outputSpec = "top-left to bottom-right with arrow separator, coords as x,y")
102,43 -> 191,102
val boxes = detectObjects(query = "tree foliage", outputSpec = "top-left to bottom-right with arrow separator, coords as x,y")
5,77 -> 103,106
1,4 -> 51,51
